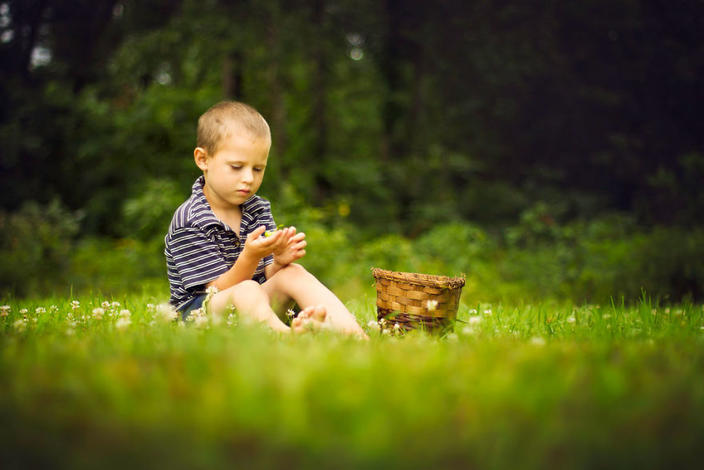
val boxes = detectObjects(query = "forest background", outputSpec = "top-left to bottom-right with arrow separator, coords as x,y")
1,0 -> 703,304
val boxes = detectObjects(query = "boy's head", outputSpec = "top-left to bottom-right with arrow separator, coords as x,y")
194,101 -> 272,208
196,101 -> 271,156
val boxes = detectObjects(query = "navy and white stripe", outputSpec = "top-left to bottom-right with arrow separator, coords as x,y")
165,176 -> 277,310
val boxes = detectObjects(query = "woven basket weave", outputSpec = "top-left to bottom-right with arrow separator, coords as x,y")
372,268 -> 465,334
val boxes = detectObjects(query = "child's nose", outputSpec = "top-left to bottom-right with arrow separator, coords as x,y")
242,168 -> 254,183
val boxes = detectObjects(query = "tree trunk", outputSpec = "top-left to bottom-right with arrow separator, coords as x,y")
222,50 -> 244,99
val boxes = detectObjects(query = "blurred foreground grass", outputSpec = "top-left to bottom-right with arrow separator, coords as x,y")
1,295 -> 704,469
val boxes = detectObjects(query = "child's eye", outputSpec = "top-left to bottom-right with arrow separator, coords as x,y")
230,165 -> 242,170
254,167 -> 264,172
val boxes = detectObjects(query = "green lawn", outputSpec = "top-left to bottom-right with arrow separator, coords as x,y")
1,294 -> 704,469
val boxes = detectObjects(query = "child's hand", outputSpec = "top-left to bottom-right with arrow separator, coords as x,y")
242,225 -> 284,259
272,226 -> 307,266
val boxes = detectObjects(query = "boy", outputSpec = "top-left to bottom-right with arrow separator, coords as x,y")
165,101 -> 366,337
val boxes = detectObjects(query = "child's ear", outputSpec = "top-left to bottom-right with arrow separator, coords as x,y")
194,147 -> 208,171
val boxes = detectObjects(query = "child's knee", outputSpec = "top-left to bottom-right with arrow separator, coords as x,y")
278,263 -> 312,280
227,279 -> 266,301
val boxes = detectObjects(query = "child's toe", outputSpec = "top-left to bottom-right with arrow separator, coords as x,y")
312,305 -> 327,322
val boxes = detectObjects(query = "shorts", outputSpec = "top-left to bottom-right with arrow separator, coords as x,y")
178,294 -> 207,321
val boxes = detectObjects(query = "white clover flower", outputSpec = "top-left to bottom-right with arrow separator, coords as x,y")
193,315 -> 209,329
0,305 -> 10,317
19,308 -> 28,315
469,309 -> 477,315
146,303 -> 156,312
35,307 -> 46,314
393,323 -> 401,331
206,286 -> 219,296
446,333 -> 458,342
49,305 -> 59,314
71,300 -> 80,310
91,307 -> 104,320
483,309 -> 492,316
186,308 -> 203,323
530,336 -> 546,346
111,301 -> 121,308
567,316 -> 576,324
379,318 -> 387,326
469,316 -> 482,325
382,329 -> 391,336
286,308 -> 296,318
154,303 -> 178,322
367,320 -> 380,331
115,317 -> 131,330
101,301 -> 111,309
13,319 -> 27,332
461,326 -> 476,335
118,309 -> 131,319
426,300 -> 438,311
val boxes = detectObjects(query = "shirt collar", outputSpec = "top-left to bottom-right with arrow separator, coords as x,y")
188,176 -> 257,231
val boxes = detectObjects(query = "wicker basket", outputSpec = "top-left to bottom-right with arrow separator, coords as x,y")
372,268 -> 465,334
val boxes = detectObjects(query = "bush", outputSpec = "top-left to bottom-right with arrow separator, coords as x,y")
122,178 -> 186,241
68,237 -> 167,297
415,222 -> 492,274
0,200 -> 80,297
499,212 -> 704,304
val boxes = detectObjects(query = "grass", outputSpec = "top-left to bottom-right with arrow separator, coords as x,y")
1,292 -> 704,469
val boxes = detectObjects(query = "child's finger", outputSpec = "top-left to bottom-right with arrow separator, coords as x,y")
252,225 -> 267,237
282,227 -> 295,241
289,232 -> 305,243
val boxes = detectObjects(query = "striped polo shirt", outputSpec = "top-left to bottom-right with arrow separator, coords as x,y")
165,176 -> 277,310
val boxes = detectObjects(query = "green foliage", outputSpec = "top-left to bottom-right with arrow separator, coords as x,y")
415,222 -> 492,273
122,178 -> 185,240
68,237 -> 168,297
4,0 -> 704,239
0,200 -> 80,297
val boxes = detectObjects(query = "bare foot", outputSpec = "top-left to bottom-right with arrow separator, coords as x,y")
291,305 -> 327,334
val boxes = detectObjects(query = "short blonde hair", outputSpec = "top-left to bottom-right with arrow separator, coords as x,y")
196,101 -> 271,155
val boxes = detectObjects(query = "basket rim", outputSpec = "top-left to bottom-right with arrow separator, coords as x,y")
371,267 -> 465,289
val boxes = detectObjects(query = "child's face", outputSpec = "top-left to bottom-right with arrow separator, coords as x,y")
195,129 -> 270,210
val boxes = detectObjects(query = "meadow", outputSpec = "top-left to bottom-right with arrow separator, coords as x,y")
2,290 -> 704,469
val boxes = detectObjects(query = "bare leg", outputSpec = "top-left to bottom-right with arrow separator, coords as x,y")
262,264 -> 367,337
209,280 -> 289,332
208,280 -> 326,334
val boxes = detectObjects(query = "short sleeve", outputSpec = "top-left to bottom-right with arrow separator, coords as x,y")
255,199 -> 277,234
167,227 -> 229,290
